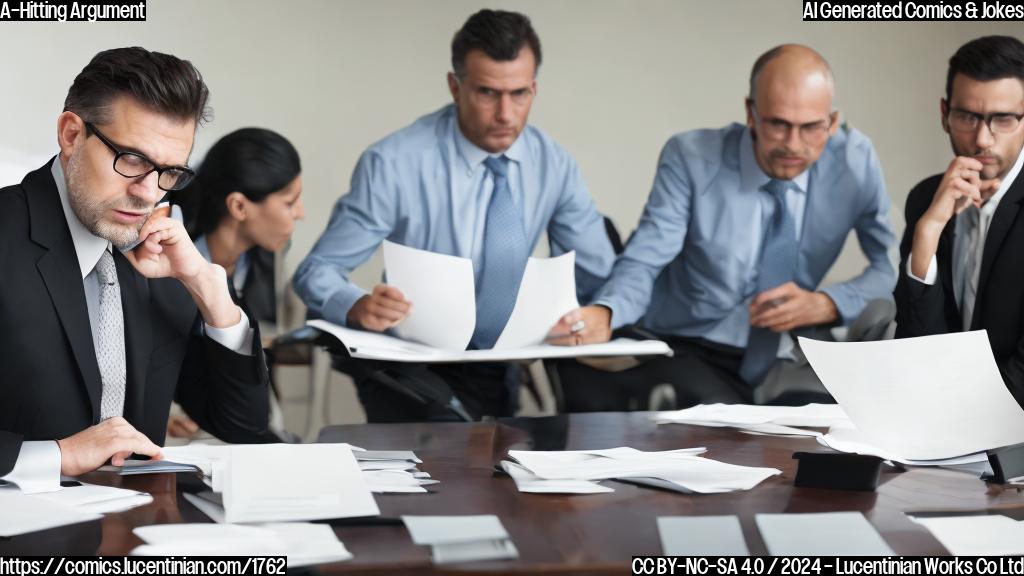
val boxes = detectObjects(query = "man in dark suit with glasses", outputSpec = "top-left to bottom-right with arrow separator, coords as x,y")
0,47 -> 271,491
895,35 -> 1024,408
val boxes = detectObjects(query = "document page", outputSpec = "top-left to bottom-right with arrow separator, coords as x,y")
800,331 -> 1024,460
382,240 -> 476,350
492,251 -> 579,349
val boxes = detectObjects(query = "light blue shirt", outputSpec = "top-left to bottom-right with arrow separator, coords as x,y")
294,104 -> 615,326
594,123 -> 896,349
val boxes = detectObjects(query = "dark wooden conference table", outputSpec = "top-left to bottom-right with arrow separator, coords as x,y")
4,413 -> 1024,574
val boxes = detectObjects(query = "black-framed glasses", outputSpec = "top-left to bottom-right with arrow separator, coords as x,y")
748,101 -> 837,144
947,108 -> 1024,135
84,122 -> 195,191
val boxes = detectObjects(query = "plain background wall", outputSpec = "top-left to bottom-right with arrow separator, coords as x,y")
0,1 -> 1020,299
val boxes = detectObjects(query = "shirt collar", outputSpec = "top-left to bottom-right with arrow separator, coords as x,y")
194,234 -> 211,261
739,127 -> 810,194
51,158 -> 112,279
453,118 -> 526,173
982,143 -> 1024,215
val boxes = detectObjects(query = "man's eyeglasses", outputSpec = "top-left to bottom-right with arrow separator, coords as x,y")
749,102 -> 836,144
947,108 -> 1024,135
84,122 -> 195,192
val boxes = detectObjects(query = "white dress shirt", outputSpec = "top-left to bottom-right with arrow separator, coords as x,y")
0,159 -> 253,492
908,147 -> 1024,331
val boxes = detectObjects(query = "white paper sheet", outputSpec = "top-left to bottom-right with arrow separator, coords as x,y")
800,332 -> 1024,460
507,448 -> 779,494
492,252 -> 579,349
658,516 -> 750,556
755,512 -> 894,556
308,319 -> 672,362
0,489 -> 101,537
383,241 -> 476,350
34,483 -> 153,514
223,444 -> 379,523
133,523 -> 353,566
654,403 -> 848,428
402,515 -> 510,545
817,425 -> 989,466
500,461 -> 613,494
910,515 -> 1024,555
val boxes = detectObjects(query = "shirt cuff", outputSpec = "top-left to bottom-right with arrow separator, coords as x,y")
322,284 -> 370,327
906,255 -> 938,286
0,441 -> 61,494
204,307 -> 255,355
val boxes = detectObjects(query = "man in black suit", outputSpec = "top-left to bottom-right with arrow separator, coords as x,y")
895,35 -> 1024,407
0,47 -> 270,489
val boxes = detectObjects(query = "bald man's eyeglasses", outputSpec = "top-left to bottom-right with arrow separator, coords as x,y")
749,104 -> 836,144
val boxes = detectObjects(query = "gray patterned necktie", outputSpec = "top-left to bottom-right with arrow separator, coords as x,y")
94,250 -> 126,420
739,179 -> 799,387
469,155 -> 529,349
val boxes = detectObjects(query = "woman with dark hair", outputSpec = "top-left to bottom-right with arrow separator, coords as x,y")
169,127 -> 305,438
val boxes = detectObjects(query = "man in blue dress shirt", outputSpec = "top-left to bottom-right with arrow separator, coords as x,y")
553,44 -> 897,409
294,9 -> 615,421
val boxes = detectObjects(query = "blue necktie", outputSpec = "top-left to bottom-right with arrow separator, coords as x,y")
739,179 -> 799,386
470,155 -> 529,349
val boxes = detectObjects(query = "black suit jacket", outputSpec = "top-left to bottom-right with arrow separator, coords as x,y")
0,160 -> 272,476
894,168 -> 1024,407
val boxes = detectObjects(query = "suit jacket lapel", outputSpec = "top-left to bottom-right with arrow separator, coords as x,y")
26,159 -> 103,421
973,172 -> 1024,329
116,251 -> 152,425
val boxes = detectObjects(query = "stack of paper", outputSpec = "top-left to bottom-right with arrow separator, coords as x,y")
503,447 -> 780,494
909,515 -> 1024,555
654,403 -> 850,437
355,450 -> 438,493
163,443 -> 379,523
402,515 -> 518,564
800,332 -> 1024,462
132,523 -> 353,566
756,512 -> 894,555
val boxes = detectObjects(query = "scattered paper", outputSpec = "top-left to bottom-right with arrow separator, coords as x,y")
0,489 -> 101,537
658,516 -> 749,556
654,403 -> 849,437
756,512 -> 894,556
817,425 -> 988,466
133,523 -> 352,566
506,447 -> 779,494
800,332 -> 1024,460
500,461 -> 612,494
910,515 -> 1024,556
34,483 -> 152,514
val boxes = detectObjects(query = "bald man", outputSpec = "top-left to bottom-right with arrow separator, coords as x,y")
551,45 -> 896,409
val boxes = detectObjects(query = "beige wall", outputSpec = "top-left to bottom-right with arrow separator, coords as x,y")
1,1 -> 1020,312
